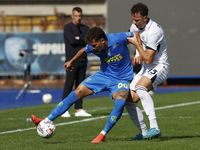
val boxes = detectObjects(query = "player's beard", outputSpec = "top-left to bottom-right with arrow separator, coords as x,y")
96,43 -> 105,52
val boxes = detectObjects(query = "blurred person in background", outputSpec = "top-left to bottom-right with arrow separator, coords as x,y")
61,6 -> 91,117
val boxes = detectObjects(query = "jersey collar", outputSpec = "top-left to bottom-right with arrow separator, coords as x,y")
143,18 -> 152,31
107,34 -> 112,49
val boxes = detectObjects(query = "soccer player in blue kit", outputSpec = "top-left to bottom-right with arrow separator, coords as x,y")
31,27 -> 136,143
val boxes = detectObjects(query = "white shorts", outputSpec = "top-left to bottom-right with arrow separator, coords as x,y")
130,64 -> 169,91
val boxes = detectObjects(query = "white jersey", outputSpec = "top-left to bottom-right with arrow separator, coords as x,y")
130,19 -> 169,67
130,19 -> 169,91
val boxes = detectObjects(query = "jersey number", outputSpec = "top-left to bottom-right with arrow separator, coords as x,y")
149,69 -> 157,75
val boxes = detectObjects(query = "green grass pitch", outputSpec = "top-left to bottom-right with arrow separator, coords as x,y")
0,91 -> 200,150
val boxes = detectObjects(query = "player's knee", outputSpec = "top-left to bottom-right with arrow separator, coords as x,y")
128,90 -> 140,103
74,88 -> 86,99
135,85 -> 148,92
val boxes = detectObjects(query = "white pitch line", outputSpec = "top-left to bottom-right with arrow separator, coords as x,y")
0,101 -> 200,135
154,101 -> 200,110
56,115 -> 108,126
0,127 -> 36,135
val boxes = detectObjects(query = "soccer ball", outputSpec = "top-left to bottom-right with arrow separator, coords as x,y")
37,120 -> 56,138
42,93 -> 53,104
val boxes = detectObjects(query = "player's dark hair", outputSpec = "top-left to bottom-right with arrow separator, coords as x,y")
72,7 -> 82,13
85,27 -> 107,44
131,3 -> 148,17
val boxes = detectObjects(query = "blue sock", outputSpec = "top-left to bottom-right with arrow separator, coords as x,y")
103,99 -> 125,133
47,91 -> 78,120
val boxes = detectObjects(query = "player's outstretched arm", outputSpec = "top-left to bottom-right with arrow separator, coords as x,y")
63,47 -> 86,71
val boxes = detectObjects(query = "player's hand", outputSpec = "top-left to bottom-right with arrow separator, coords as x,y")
127,36 -> 139,47
63,61 -> 73,71
127,31 -> 142,47
135,56 -> 143,64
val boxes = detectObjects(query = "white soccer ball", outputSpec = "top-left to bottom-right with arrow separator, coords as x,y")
148,90 -> 154,96
37,120 -> 56,138
42,93 -> 53,104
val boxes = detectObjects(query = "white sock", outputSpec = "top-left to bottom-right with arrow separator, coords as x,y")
101,130 -> 107,137
149,118 -> 158,129
44,118 -> 51,121
136,86 -> 159,129
125,101 -> 148,136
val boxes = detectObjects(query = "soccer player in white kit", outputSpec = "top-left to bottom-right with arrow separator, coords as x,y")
126,3 -> 169,140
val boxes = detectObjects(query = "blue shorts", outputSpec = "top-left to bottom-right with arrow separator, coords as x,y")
81,71 -> 130,101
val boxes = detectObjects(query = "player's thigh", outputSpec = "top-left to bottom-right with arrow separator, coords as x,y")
110,80 -> 130,101
74,84 -> 94,99
112,89 -> 129,101
136,76 -> 153,90
130,71 -> 142,91
141,65 -> 169,90
130,66 -> 156,91
126,90 -> 140,103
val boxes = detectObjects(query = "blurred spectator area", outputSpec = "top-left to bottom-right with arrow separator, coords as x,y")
0,0 -> 104,88
0,0 -> 106,32
0,14 -> 105,32
0,0 -> 105,4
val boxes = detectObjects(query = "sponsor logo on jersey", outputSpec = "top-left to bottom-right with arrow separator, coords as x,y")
103,53 -> 123,64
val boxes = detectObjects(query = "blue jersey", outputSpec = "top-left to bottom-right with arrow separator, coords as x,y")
85,32 -> 134,81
